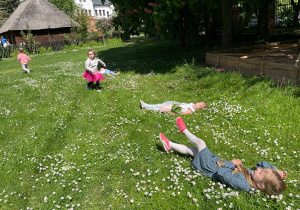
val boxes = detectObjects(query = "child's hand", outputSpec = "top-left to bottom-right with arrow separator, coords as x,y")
231,159 -> 243,170
104,65 -> 106,68
276,170 -> 287,180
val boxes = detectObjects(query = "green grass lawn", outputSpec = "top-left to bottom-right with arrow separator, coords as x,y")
0,38 -> 299,209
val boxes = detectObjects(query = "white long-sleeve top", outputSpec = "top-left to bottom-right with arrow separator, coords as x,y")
85,57 -> 106,72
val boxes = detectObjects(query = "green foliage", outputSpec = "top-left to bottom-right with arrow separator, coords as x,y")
62,38 -> 122,50
63,21 -> 78,45
0,0 -> 20,18
105,37 -> 123,45
20,23 -> 40,53
74,9 -> 90,43
63,44 -> 76,50
88,31 -> 100,40
96,18 -> 115,46
37,46 -> 53,54
48,0 -> 78,17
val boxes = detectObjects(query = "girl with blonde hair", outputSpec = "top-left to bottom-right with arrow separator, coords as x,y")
159,117 -> 287,195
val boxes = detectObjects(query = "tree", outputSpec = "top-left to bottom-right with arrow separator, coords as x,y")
0,0 -> 20,26
220,0 -> 233,49
240,0 -> 276,39
74,9 -> 90,43
48,0 -> 78,17
96,18 -> 115,46
20,23 -> 40,53
0,0 -> 20,17
109,0 -> 203,48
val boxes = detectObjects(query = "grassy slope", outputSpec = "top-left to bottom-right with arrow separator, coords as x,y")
0,38 -> 299,209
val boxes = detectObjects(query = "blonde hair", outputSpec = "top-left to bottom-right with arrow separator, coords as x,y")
19,48 -> 24,53
235,166 -> 286,195
88,49 -> 96,56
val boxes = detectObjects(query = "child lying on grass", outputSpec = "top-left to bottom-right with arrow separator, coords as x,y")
159,117 -> 287,195
140,100 -> 207,115
99,68 -> 120,76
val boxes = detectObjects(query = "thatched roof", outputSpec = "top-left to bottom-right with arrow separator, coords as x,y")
0,0 -> 79,34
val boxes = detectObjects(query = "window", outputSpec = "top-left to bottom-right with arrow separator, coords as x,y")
88,10 -> 91,16
83,0 -> 86,2
79,0 -> 82,2
99,10 -> 102,16
95,10 -> 98,16
103,10 -> 105,16
107,11 -> 109,17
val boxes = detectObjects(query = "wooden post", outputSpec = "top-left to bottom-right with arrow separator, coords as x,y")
260,61 -> 264,76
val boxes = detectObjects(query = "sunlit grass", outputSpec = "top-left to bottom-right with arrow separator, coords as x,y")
0,38 -> 299,209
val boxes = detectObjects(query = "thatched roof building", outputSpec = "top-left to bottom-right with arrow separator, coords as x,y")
0,0 -> 79,46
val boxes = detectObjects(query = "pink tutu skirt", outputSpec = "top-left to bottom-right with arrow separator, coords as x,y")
83,70 -> 105,82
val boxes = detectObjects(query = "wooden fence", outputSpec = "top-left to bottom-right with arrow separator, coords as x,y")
206,51 -> 300,84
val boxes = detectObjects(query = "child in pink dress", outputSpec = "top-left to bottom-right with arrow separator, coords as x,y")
17,48 -> 32,73
83,49 -> 105,92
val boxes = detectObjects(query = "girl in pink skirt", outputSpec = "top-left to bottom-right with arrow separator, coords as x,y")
83,49 -> 105,92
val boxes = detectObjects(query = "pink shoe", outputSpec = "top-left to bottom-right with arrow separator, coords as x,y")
160,133 -> 172,152
176,117 -> 187,133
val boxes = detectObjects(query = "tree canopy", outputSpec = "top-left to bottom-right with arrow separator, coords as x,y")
48,0 -> 78,17
0,0 -> 20,26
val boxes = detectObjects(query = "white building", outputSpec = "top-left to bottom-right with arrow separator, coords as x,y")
74,0 -> 115,19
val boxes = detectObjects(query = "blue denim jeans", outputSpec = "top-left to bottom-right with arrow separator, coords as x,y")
102,69 -> 115,75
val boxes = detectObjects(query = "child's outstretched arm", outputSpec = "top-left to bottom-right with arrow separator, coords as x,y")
97,58 -> 106,67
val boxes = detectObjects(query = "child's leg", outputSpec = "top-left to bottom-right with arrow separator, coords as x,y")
182,129 -> 207,152
160,133 -> 198,156
143,101 -> 176,111
176,117 -> 207,152
22,63 -> 30,73
169,141 -> 198,157
95,81 -> 100,90
105,69 -> 116,75
86,82 -> 93,89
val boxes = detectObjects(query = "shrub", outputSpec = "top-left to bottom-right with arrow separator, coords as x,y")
37,46 -> 47,54
63,44 -> 76,50
106,37 -> 122,45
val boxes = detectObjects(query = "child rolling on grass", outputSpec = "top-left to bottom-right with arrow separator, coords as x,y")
159,117 -> 287,195
17,48 -> 32,73
83,49 -> 105,92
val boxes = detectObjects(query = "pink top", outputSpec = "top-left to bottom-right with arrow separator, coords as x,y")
17,53 -> 32,64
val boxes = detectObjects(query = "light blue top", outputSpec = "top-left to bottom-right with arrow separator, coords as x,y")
192,147 -> 277,191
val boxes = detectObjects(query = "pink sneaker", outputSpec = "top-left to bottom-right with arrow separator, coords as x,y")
159,133 -> 172,152
176,117 -> 187,133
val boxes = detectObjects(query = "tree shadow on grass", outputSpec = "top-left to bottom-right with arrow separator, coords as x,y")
98,37 -> 217,75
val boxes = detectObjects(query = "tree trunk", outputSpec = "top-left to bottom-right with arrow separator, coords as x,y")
205,12 -> 218,39
178,4 -> 189,48
257,0 -> 275,39
220,0 -> 233,49
291,0 -> 300,26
